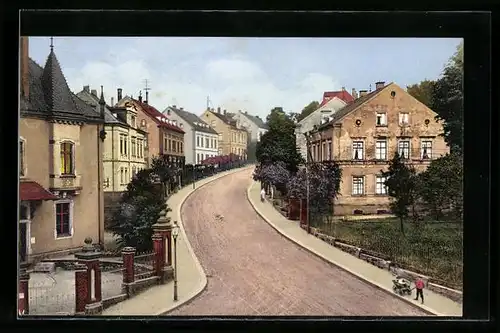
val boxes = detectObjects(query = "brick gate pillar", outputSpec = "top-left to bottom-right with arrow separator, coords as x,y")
152,208 -> 174,284
121,247 -> 135,297
18,263 -> 30,315
74,263 -> 88,315
75,237 -> 103,315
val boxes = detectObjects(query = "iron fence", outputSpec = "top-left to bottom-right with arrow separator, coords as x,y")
134,251 -> 156,280
100,262 -> 125,300
28,272 -> 75,315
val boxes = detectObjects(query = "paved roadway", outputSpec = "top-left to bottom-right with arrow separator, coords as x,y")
167,169 -> 428,316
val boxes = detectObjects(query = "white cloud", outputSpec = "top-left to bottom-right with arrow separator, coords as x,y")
205,58 -> 267,82
64,49 -> 340,119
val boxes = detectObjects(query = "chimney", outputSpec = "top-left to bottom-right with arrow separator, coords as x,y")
20,36 -> 29,99
342,86 -> 346,91
117,88 -> 123,101
173,105 -> 176,108
375,81 -> 385,90
145,91 -> 149,104
351,88 -> 358,99
83,85 -> 90,93
111,97 -> 114,106
180,107 -> 184,111
91,89 -> 97,97
138,91 -> 142,103
359,90 -> 368,97
217,107 -> 221,113
223,109 -> 227,115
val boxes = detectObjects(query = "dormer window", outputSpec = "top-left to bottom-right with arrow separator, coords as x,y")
141,119 -> 146,127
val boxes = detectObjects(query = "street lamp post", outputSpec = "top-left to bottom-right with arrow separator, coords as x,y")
172,221 -> 179,301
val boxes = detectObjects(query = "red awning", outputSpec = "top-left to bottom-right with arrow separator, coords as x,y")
20,181 -> 58,201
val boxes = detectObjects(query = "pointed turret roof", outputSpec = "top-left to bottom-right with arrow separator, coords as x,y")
41,49 -> 78,112
20,41 -> 102,123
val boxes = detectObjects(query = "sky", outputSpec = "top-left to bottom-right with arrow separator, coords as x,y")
28,37 -> 462,119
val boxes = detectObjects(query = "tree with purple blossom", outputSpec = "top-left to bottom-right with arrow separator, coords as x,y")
253,161 -> 290,196
287,161 -> 342,223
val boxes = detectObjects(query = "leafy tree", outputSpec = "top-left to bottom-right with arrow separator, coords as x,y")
151,155 -> 180,194
407,80 -> 435,108
296,101 -> 320,122
256,107 -> 303,172
431,42 -> 463,153
417,152 -> 463,220
109,169 -> 170,252
287,161 -> 342,222
382,153 -> 419,235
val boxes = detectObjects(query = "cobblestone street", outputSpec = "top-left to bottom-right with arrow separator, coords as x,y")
167,169 -> 429,316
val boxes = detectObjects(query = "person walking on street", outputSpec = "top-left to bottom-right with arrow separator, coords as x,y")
260,188 -> 266,202
414,276 -> 425,304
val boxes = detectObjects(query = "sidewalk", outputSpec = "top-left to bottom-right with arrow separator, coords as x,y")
246,181 -> 462,317
102,165 -> 254,316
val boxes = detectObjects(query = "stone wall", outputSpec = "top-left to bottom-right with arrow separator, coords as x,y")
104,192 -> 124,230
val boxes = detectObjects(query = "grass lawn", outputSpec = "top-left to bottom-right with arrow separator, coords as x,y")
314,217 -> 463,290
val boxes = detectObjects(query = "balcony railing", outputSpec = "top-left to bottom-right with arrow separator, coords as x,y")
50,175 -> 82,191
310,147 -> 449,163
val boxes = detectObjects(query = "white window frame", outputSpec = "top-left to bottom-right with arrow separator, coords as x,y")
54,199 -> 74,240
19,201 -> 32,255
399,112 -> 409,125
59,140 -> 76,176
398,140 -> 411,159
352,141 -> 364,160
375,140 -> 387,160
20,137 -> 27,177
375,175 -> 388,195
327,140 -> 332,160
421,140 -> 433,159
352,176 -> 365,196
376,112 -> 387,126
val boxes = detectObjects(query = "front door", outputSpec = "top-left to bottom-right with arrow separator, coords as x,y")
19,223 -> 27,263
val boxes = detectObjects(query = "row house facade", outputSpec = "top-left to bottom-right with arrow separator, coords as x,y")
229,110 -> 268,162
77,86 -> 148,193
19,37 -> 105,261
308,81 -> 449,215
116,92 -> 185,188
202,108 -> 248,159
295,89 -> 351,161
163,106 -> 219,165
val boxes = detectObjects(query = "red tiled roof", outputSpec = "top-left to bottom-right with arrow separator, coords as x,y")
319,90 -> 354,107
201,153 -> 241,165
133,99 -> 185,134
20,181 -> 58,201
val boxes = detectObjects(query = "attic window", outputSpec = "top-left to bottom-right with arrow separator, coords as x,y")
179,123 -> 184,128
355,119 -> 362,126
391,91 -> 396,98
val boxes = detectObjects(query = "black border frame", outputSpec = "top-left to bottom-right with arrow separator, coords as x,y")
1,7 -> 494,332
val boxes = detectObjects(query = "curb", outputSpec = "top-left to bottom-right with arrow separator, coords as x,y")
157,165 -> 255,315
246,181 -> 442,317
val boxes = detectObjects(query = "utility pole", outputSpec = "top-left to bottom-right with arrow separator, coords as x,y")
144,79 -> 151,103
